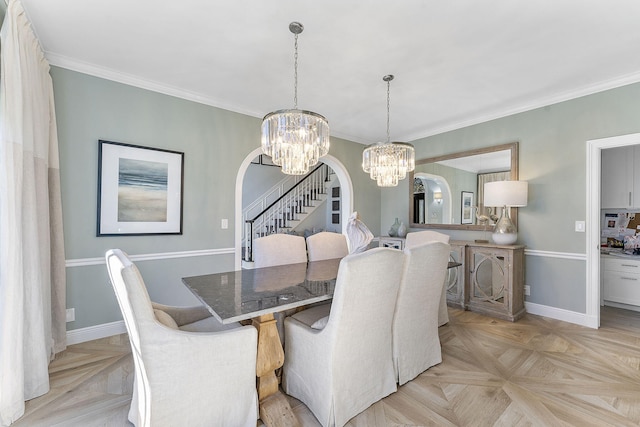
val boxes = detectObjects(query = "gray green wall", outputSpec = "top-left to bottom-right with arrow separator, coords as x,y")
382,82 -> 640,314
51,67 -> 380,331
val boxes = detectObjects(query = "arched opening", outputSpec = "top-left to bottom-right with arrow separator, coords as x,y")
234,148 -> 353,269
414,172 -> 453,224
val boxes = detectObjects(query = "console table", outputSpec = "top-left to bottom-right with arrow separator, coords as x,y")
449,241 -> 525,322
373,238 -> 525,321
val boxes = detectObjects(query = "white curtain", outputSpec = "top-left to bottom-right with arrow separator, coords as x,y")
0,0 -> 67,425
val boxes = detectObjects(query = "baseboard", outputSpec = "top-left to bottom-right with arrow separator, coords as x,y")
66,302 -> 597,346
66,320 -> 126,345
525,302 -> 597,328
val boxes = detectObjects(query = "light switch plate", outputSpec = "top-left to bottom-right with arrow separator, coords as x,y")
221,218 -> 228,229
575,221 -> 585,232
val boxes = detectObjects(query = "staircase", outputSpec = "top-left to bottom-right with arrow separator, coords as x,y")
243,164 -> 331,262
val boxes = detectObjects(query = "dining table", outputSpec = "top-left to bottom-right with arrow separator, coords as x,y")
182,258 -> 341,427
182,256 -> 460,426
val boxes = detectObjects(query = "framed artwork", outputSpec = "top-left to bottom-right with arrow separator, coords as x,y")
332,187 -> 340,198
332,200 -> 340,211
332,213 -> 340,224
97,140 -> 184,236
461,191 -> 474,224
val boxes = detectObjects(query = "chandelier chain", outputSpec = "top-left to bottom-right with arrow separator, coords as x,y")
386,78 -> 391,143
293,33 -> 299,109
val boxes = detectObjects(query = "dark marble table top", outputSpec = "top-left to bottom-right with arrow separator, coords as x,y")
182,258 -> 341,324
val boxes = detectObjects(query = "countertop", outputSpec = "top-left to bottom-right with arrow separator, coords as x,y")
601,247 -> 640,259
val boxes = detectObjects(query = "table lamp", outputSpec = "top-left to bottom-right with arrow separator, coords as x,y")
483,180 -> 528,245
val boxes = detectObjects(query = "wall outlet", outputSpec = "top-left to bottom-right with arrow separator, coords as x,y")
524,285 -> 531,296
66,308 -> 75,322
575,221 -> 585,232
221,218 -> 228,229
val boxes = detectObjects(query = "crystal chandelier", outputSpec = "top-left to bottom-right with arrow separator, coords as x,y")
362,75 -> 415,187
261,22 -> 330,175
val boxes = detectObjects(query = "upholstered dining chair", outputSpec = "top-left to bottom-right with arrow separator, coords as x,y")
393,241 -> 450,385
252,233 -> 308,345
306,231 -> 349,261
105,249 -> 258,427
404,230 -> 451,326
282,247 -> 406,427
253,233 -> 307,268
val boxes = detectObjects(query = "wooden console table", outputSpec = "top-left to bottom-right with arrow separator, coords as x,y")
448,241 -> 525,322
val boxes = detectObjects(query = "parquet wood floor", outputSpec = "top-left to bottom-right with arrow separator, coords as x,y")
13,306 -> 640,426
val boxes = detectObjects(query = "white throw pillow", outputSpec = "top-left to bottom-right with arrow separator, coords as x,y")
154,309 -> 178,329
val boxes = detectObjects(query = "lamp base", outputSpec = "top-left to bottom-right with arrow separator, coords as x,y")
492,206 -> 517,245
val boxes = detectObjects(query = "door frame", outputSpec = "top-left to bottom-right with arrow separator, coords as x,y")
586,132 -> 640,328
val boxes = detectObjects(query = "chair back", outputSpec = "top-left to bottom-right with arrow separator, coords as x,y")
253,233 -> 307,268
393,241 -> 450,384
405,230 -> 450,248
324,247 -> 405,424
105,249 -> 153,426
404,230 -> 451,326
306,231 -> 349,261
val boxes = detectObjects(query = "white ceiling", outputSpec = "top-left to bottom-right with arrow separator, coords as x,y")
20,0 -> 640,144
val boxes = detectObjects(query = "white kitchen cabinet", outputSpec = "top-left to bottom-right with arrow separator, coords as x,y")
601,146 -> 640,208
603,256 -> 640,307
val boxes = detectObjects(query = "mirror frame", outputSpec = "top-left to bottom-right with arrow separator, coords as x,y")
409,142 -> 519,231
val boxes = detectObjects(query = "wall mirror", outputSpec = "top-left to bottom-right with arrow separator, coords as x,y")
410,142 -> 519,231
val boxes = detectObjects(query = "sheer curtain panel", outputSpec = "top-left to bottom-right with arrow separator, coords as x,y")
0,0 -> 67,425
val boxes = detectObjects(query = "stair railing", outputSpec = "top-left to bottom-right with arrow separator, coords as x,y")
244,164 -> 329,262
242,174 -> 300,227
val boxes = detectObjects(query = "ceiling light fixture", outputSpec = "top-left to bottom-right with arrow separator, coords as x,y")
261,22 -> 330,175
362,75 -> 415,187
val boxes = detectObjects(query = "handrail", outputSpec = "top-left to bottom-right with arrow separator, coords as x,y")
249,163 -> 325,222
242,174 -> 298,221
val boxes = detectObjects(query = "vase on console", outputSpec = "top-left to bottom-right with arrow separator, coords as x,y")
397,221 -> 407,238
389,218 -> 400,237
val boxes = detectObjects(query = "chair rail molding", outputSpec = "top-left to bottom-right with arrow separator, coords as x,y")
65,248 -> 234,268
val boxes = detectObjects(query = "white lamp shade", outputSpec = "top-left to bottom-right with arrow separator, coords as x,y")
484,181 -> 528,207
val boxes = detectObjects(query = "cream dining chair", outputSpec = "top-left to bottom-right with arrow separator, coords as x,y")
404,230 -> 451,326
105,249 -> 258,427
253,233 -> 307,268
252,233 -> 308,345
282,247 -> 406,427
393,241 -> 450,385
306,231 -> 349,261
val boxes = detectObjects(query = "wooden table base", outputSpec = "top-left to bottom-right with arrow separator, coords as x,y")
252,313 -> 300,427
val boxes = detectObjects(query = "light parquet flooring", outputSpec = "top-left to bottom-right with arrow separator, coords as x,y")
13,306 -> 640,426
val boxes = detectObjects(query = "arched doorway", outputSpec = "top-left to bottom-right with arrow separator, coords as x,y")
414,172 -> 453,225
234,148 -> 353,269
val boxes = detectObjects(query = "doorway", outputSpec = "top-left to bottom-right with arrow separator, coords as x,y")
234,148 -> 353,269
587,132 -> 640,328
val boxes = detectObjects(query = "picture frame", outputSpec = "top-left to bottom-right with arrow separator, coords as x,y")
97,140 -> 184,236
332,187 -> 340,198
332,213 -> 340,224
461,191 -> 474,224
332,200 -> 340,211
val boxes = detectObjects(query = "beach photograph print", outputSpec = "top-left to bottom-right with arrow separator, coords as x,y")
97,140 -> 184,235
118,158 -> 168,222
